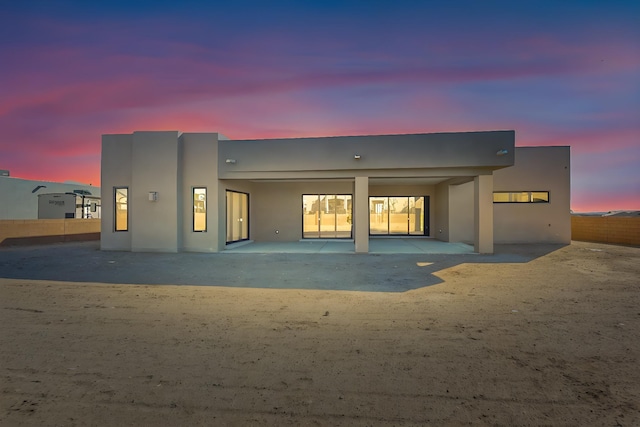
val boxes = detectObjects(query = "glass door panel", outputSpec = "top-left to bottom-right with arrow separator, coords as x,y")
319,195 -> 336,238
409,196 -> 424,235
369,197 -> 388,235
226,190 -> 249,243
303,195 -> 320,238
389,196 -> 408,235
335,195 -> 352,238
303,194 -> 352,239
239,193 -> 248,239
369,196 -> 428,236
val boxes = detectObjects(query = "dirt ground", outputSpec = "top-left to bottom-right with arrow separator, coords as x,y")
1,241 -> 639,426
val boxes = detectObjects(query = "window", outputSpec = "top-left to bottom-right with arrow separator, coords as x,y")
193,187 -> 207,232
493,191 -> 549,203
303,194 -> 352,238
369,196 -> 428,235
114,187 -> 128,231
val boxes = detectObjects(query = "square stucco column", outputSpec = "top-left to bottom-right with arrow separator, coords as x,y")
474,175 -> 494,254
354,176 -> 369,253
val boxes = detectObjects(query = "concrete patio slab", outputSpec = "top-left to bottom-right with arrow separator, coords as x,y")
223,238 -> 474,254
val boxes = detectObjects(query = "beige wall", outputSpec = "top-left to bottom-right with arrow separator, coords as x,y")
493,146 -> 571,244
130,132 -> 181,252
431,146 -> 570,246
449,181 -> 474,243
101,134 -> 132,250
180,133 -> 221,252
434,181 -> 450,241
219,131 -> 515,179
250,180 -> 353,241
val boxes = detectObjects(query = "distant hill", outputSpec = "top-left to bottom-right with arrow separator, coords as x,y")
572,210 -> 640,217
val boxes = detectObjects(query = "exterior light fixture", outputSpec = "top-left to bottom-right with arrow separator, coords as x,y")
354,154 -> 361,160
496,149 -> 508,156
225,159 -> 236,164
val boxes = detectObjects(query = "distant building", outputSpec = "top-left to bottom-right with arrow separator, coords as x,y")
37,193 -> 101,219
0,173 -> 100,219
100,130 -> 571,254
602,211 -> 640,218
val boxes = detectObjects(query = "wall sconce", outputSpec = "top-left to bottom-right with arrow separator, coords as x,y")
496,149 -> 509,156
225,159 -> 236,164
148,191 -> 158,202
354,154 -> 361,160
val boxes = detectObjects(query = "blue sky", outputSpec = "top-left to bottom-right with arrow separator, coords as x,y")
1,0 -> 638,211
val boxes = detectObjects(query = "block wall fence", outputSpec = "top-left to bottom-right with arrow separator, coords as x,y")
571,216 -> 640,246
0,219 -> 100,246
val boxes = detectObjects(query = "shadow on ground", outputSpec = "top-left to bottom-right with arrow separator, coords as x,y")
0,241 -> 567,292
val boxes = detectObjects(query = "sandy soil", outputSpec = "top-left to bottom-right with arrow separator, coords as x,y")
1,241 -> 639,426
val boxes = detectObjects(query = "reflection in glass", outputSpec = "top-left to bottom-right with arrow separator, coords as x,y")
303,194 -> 352,239
114,187 -> 128,231
369,197 -> 388,234
409,197 -> 424,235
226,190 -> 249,243
389,196 -> 407,234
370,196 -> 426,236
493,191 -> 550,203
193,188 -> 206,232
531,192 -> 549,203
335,195 -> 352,238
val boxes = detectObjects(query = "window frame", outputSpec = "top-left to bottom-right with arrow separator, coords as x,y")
368,195 -> 428,236
301,194 -> 353,239
493,191 -> 550,203
193,187 -> 207,232
114,187 -> 128,232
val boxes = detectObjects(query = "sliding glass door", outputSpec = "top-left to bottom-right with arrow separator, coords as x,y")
369,196 -> 428,236
303,194 -> 352,238
226,190 -> 249,243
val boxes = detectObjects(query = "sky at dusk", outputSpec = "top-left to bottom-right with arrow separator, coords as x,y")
1,0 -> 638,212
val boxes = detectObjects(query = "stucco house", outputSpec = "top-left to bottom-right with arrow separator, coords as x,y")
100,130 -> 570,254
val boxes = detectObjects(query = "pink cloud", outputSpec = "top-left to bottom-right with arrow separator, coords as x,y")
517,126 -> 640,153
572,192 -> 639,213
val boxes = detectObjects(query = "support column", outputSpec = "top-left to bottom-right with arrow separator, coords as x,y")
354,176 -> 369,253
474,174 -> 494,254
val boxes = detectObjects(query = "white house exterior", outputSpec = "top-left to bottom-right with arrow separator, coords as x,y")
100,130 -> 570,254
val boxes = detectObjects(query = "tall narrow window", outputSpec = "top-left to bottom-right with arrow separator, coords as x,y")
193,187 -> 207,232
114,187 -> 128,231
